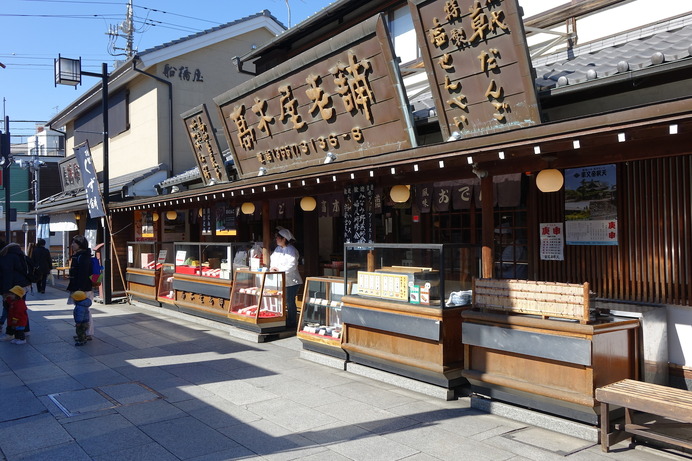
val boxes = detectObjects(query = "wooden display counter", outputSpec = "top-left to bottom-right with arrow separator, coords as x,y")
126,268 -> 161,306
172,273 -> 233,318
461,309 -> 640,424
341,294 -> 471,389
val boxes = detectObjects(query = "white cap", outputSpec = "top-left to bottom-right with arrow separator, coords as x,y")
278,228 -> 294,241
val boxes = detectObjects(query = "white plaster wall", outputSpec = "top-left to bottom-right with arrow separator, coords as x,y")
667,305 -> 692,367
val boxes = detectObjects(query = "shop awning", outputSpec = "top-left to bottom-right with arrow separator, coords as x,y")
37,164 -> 168,215
48,213 -> 78,232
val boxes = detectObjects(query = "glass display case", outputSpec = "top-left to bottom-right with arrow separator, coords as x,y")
126,241 -> 162,306
340,243 -> 482,392
174,242 -> 250,280
297,276 -> 352,358
229,269 -> 286,332
344,243 -> 481,308
157,263 -> 176,302
127,241 -> 159,271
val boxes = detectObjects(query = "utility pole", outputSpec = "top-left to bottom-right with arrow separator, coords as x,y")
2,116 -> 11,239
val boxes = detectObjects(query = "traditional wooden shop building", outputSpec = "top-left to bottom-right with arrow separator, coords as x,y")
111,0 -> 691,424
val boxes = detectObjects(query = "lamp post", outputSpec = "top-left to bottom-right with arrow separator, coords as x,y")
55,56 -> 111,304
1,116 -> 11,239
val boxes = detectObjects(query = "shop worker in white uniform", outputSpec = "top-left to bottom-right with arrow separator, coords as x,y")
270,228 -> 303,328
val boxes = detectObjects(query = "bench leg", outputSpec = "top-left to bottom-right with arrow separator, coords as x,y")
624,407 -> 634,448
601,402 -> 610,452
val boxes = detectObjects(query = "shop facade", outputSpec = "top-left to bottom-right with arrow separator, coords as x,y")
108,0 -> 691,422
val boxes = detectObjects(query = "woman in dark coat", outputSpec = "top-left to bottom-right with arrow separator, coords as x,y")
31,238 -> 53,294
0,241 -> 32,339
67,235 -> 94,294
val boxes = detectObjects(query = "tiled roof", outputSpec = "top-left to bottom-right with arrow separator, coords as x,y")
139,10 -> 285,57
533,14 -> 692,90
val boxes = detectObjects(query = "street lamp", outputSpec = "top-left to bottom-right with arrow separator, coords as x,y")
54,55 -> 112,304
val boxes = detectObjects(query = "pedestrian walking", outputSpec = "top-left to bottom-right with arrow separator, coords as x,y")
0,242 -> 32,338
31,238 -> 53,294
67,235 -> 95,338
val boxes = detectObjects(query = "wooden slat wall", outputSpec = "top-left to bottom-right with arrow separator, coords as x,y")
535,155 -> 691,306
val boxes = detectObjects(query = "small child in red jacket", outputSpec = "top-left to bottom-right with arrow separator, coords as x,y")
6,286 -> 28,345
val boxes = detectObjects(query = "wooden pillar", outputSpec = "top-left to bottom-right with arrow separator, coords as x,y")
481,174 -> 494,278
302,206 -> 319,277
262,200 -> 270,268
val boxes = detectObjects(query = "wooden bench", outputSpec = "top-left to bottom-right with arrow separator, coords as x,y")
56,265 -> 70,279
596,379 -> 692,452
473,278 -> 592,323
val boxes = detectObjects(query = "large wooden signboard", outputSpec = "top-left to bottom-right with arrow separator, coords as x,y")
410,0 -> 541,139
214,14 -> 414,178
181,104 -> 229,186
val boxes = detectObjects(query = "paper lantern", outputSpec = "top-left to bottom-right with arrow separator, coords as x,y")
198,208 -> 204,217
536,169 -> 564,192
152,212 -> 159,222
300,196 -> 317,211
241,202 -> 255,214
165,210 -> 178,221
390,185 -> 410,203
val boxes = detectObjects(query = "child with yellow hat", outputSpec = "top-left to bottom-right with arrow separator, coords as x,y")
6,286 -> 28,345
72,291 -> 92,346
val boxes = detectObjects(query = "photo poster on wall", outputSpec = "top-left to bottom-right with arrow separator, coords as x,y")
344,184 -> 374,243
564,164 -> 618,245
141,211 -> 154,239
539,223 -> 564,261
215,203 -> 237,236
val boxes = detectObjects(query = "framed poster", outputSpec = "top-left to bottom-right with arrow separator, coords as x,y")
565,165 -> 618,245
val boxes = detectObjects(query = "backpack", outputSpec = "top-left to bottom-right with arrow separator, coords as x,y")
90,256 -> 103,287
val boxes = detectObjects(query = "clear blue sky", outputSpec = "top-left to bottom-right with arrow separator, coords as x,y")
0,0 -> 333,139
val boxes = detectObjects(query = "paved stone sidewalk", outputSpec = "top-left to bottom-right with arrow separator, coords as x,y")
0,286 -> 683,460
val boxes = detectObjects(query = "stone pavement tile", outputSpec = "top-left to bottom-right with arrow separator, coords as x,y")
186,445 -> 261,461
23,372 -> 85,398
299,420 -> 373,445
11,441 -> 91,461
283,364 -> 361,389
227,365 -> 298,389
91,350 -> 138,368
111,363 -> 178,384
0,413 -> 74,457
165,362 -> 238,386
246,396 -> 341,432
0,370 -> 25,395
326,430 -> 421,461
202,378 -> 279,406
429,408 -> 525,439
62,412 -> 154,456
218,418 -> 329,461
56,358 -> 130,388
383,423 -> 515,461
32,340 -> 92,362
173,394 -> 263,429
313,399 -> 419,435
139,415 -> 240,459
91,442 -> 179,461
566,443 -> 681,461
116,397 -> 186,426
267,378 -> 351,408
326,380 -> 421,410
287,450 -> 353,461
0,386 -> 53,421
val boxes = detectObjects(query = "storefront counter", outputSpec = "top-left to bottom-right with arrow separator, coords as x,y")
461,310 -> 640,424
126,267 -> 161,306
172,273 -> 233,316
341,294 -> 472,389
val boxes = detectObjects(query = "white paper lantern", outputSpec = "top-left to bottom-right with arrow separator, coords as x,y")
390,185 -> 410,203
536,169 -> 564,192
300,196 -> 317,211
241,202 -> 256,214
